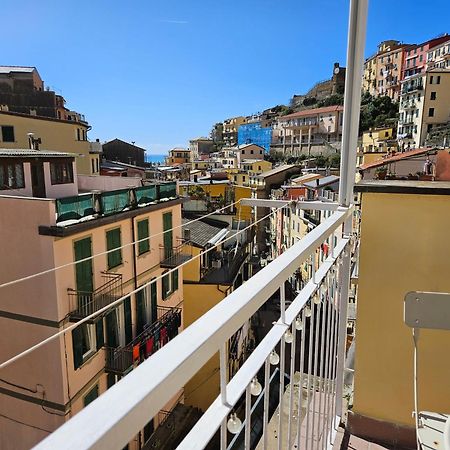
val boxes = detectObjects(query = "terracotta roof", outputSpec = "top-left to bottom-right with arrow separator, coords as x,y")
359,148 -> 433,170
280,105 -> 344,120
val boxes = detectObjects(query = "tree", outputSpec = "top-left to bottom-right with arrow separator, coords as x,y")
329,153 -> 341,167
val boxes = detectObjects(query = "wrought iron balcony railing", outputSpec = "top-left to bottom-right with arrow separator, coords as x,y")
105,304 -> 182,375
160,242 -> 193,268
67,272 -> 123,321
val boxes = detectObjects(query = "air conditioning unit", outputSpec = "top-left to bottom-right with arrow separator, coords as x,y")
183,228 -> 191,242
212,259 -> 222,269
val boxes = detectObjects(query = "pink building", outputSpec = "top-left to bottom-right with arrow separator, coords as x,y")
0,153 -> 186,449
402,35 -> 450,78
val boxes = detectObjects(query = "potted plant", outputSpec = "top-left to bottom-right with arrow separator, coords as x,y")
375,166 -> 388,180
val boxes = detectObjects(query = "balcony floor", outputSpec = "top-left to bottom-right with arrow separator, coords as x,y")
334,428 -> 394,450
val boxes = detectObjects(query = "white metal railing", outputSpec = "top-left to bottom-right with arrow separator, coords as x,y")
34,205 -> 353,450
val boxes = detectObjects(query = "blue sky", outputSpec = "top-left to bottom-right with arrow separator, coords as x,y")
3,0 -> 449,154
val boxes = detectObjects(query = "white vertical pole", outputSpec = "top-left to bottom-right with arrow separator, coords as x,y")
336,0 -> 369,422
338,0 -> 369,208
244,385 -> 251,449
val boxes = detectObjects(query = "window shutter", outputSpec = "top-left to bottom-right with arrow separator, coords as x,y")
135,290 -> 146,334
172,269 -> 178,292
162,274 -> 168,300
124,297 -> 132,345
72,327 -> 83,369
96,319 -> 104,350
137,219 -> 149,255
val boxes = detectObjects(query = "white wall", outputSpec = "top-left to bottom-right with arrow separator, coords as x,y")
44,161 -> 78,198
77,174 -> 142,192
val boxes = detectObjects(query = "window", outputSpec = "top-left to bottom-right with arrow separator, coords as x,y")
162,269 -> 178,300
428,108 -> 435,117
430,75 -> 434,84
1,125 -> 15,142
72,323 -> 102,369
83,384 -> 99,407
137,218 -> 150,255
106,228 -> 122,269
77,128 -> 81,141
436,75 -> 441,84
50,161 -> 74,184
250,150 -> 254,154
0,162 -> 24,189
430,91 -> 436,100
91,159 -> 95,174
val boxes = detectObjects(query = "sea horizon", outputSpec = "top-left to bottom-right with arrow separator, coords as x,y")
144,153 -> 166,164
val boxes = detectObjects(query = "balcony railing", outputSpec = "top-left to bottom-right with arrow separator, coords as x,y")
160,242 -> 193,268
55,182 -> 177,223
105,304 -> 182,375
67,272 -> 123,321
38,203 -> 353,450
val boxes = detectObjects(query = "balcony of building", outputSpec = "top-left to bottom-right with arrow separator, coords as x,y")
160,241 -> 193,268
67,271 -> 123,321
401,83 -> 423,95
105,304 -> 182,375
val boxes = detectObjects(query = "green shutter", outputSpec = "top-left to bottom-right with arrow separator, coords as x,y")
124,297 -> 132,345
137,219 -> 150,255
163,213 -> 173,259
135,290 -> 146,334
172,269 -> 178,292
106,228 -> 122,269
150,280 -> 158,323
105,309 -> 118,348
83,384 -> 99,407
162,274 -> 169,300
72,327 -> 83,369
96,320 -> 104,350
74,237 -> 93,292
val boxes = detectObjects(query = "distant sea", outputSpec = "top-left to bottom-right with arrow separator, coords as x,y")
145,153 -> 166,164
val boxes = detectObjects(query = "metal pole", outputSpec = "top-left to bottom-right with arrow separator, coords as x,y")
338,0 -> 369,208
336,0 -> 369,422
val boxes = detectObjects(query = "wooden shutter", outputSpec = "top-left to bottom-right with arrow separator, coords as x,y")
124,297 -> 132,345
137,219 -> 150,255
162,274 -> 169,300
74,237 -> 93,292
72,327 -> 83,369
150,280 -> 158,323
135,290 -> 146,334
172,269 -> 178,292
163,213 -> 173,259
107,228 -> 122,269
96,319 -> 104,350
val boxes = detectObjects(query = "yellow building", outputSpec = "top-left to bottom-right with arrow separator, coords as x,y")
181,218 -> 253,411
179,181 -> 252,222
350,180 -> 450,448
358,127 -> 397,166
362,54 -> 377,96
0,110 -> 99,175
223,116 -> 247,146
166,148 -> 191,165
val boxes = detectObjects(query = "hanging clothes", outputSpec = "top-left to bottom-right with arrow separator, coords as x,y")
145,337 -> 154,358
132,344 -> 140,363
160,327 -> 168,346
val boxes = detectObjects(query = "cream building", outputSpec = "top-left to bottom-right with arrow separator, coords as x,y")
398,69 -> 450,147
0,111 -> 99,176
